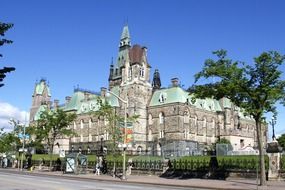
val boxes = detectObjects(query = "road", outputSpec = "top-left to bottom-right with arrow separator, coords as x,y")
0,171 -> 206,190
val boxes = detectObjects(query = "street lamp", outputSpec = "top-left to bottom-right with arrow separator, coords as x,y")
270,115 -> 277,141
105,88 -> 128,180
19,123 -> 26,171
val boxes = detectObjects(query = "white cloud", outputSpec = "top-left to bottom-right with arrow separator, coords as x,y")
0,101 -> 29,132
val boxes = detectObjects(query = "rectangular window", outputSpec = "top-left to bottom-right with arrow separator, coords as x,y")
240,139 -> 244,148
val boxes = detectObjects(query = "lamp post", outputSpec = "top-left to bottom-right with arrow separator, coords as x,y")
20,123 -> 26,171
270,116 -> 277,141
105,89 -> 128,180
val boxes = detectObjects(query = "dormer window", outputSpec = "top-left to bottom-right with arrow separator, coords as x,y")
159,93 -> 167,103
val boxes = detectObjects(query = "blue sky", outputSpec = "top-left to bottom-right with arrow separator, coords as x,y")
1,0 -> 284,137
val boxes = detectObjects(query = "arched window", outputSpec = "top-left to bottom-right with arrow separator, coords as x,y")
159,130 -> 165,138
128,67 -> 132,79
104,130 -> 109,140
159,112 -> 165,124
148,114 -> 153,125
203,117 -> 207,128
89,119 -> 92,128
212,119 -> 216,137
140,67 -> 145,77
194,115 -> 198,127
97,117 -> 100,126
137,146 -> 142,155
184,129 -> 187,139
73,121 -> 77,129
230,117 -> 234,129
148,129 -> 152,141
184,110 -> 189,123
89,134 -> 92,142
104,116 -> 109,125
80,120 -> 84,129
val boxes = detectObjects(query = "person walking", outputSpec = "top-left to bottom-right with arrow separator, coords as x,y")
95,162 -> 100,175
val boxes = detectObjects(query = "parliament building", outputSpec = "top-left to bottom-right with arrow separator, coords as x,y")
29,26 -> 266,156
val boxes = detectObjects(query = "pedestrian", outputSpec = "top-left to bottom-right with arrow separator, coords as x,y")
102,159 -> 107,174
39,158 -> 44,170
167,159 -> 172,169
3,157 -> 7,168
55,158 -> 61,171
95,162 -> 100,175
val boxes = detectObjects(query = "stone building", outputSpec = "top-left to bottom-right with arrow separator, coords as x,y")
29,25 -> 266,156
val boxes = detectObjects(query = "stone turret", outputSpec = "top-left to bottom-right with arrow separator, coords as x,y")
152,69 -> 161,91
30,79 -> 51,121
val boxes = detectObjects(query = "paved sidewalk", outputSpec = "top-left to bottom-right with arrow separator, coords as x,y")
1,168 -> 285,190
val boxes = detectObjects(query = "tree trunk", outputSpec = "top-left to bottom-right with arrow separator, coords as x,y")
49,144 -> 54,171
256,119 -> 266,186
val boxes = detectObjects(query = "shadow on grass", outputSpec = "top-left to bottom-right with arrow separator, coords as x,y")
160,156 -> 229,180
160,168 -> 229,180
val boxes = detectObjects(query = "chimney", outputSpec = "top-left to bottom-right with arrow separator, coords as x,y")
142,46 -> 148,56
47,101 -> 52,109
65,96 -> 71,105
54,99 -> 59,109
171,77 -> 179,87
101,87 -> 107,97
84,91 -> 90,101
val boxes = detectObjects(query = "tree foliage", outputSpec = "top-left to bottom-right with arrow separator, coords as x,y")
32,109 -> 77,169
0,130 -> 20,153
93,98 -> 122,156
189,50 -> 285,185
277,134 -> 285,150
0,22 -> 15,87
93,97 -> 139,176
93,98 -> 139,154
216,138 -> 231,144
0,124 -> 21,153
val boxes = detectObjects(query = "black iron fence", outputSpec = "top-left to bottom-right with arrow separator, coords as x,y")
22,154 -> 284,175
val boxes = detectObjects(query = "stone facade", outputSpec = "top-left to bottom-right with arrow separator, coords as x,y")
30,25 -> 267,155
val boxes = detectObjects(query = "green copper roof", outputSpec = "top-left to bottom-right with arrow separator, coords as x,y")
64,89 -> 119,114
121,25 -> 130,40
149,87 -> 222,112
34,104 -> 48,121
223,98 -> 232,108
35,80 -> 51,96
107,86 -> 120,107
64,91 -> 85,112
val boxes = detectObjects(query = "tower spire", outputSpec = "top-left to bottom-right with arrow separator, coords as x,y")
119,25 -> 131,49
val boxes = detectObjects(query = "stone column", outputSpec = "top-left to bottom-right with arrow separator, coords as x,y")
268,152 -> 281,180
266,141 -> 282,181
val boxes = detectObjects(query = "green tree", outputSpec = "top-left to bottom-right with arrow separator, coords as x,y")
0,133 -> 15,153
216,138 -> 231,144
277,134 -> 285,150
32,109 -> 77,169
0,128 -> 20,153
0,22 -> 15,87
94,98 -> 121,156
94,98 -> 139,153
189,50 -> 285,186
93,97 -> 139,175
